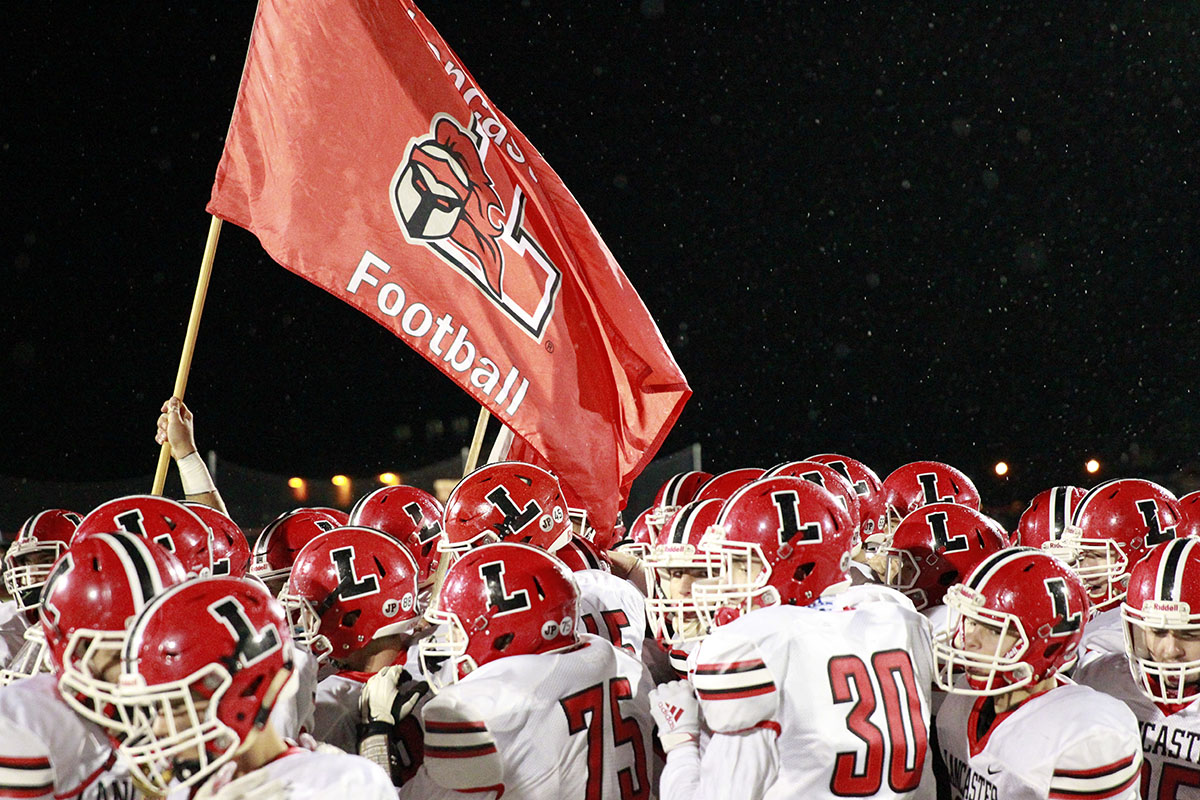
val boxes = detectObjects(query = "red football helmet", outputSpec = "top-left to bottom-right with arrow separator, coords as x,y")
420,542 -> 579,688
183,503 -> 251,578
555,534 -> 612,573
1176,490 -> 1200,540
441,462 -> 571,555
693,468 -> 765,503
933,548 -> 1088,695
692,477 -> 855,623
76,495 -> 214,576
278,526 -> 421,663
882,461 -> 981,530
308,507 -> 350,525
643,499 -> 723,645
1122,538 -> 1200,703
762,461 -> 862,549
117,577 -> 294,792
1016,486 -> 1086,549
41,533 -> 186,735
615,508 -> 656,560
806,454 -> 887,541
1057,478 -> 1181,611
3,509 -> 81,614
648,471 -> 713,532
879,503 -> 1007,611
249,507 -> 342,590
349,485 -> 444,587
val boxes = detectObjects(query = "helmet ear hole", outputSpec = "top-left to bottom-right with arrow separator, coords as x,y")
793,562 -> 815,583
938,570 -> 959,587
341,609 -> 361,628
532,576 -> 546,601
493,632 -> 515,653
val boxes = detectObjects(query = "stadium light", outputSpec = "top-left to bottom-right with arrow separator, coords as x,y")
379,472 -> 401,485
288,477 -> 307,502
331,475 -> 350,486
1085,459 -> 1100,474
994,461 -> 1009,477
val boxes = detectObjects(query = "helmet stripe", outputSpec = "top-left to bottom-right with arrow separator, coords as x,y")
663,473 -> 688,506
101,532 -> 160,609
1070,479 -> 1122,525
1157,537 -> 1195,602
1049,487 -> 1071,538
670,502 -> 701,545
123,579 -> 192,669
715,479 -> 766,527
966,548 -> 1036,592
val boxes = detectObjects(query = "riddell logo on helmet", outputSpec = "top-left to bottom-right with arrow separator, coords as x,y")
390,113 -> 562,342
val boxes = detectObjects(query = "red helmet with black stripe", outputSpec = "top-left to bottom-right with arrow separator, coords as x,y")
1016,486 -> 1086,549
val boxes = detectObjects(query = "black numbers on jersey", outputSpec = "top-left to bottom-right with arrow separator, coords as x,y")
1136,499 -> 1178,546
1043,577 -> 1082,636
559,679 -> 649,800
772,491 -> 822,546
208,597 -> 282,667
924,511 -> 969,554
486,486 -> 541,536
478,561 -> 531,615
329,546 -> 380,599
828,649 -> 927,796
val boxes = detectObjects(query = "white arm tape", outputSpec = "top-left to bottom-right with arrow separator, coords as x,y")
177,451 -> 217,495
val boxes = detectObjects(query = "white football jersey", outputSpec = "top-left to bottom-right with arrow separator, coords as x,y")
937,681 -> 1141,799
0,601 -> 26,667
313,672 -> 366,753
0,673 -> 132,800
219,746 -> 396,800
400,633 -> 654,800
268,644 -> 317,739
1077,606 -> 1125,669
575,569 -> 648,659
1076,652 -> 1200,799
661,585 -> 935,800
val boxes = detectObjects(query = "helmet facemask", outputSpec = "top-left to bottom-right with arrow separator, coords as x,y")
1122,600 -> 1200,704
276,590 -> 334,664
57,627 -> 145,738
417,605 -> 475,692
691,526 -> 777,629
1054,524 -> 1129,608
3,542 -> 66,613
642,544 -> 720,645
0,625 -> 51,686
933,584 -> 1033,695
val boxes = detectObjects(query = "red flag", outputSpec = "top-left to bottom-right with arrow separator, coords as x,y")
207,0 -> 690,531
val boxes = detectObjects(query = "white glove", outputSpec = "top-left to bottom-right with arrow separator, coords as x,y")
360,665 -> 428,726
193,763 -> 289,800
649,679 -> 700,753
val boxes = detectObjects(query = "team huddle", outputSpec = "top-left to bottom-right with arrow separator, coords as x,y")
2,401 -> 1198,799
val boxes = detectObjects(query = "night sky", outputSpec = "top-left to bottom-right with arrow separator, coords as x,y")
3,2 -> 1199,519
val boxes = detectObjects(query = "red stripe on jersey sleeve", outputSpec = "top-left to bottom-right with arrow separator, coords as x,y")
0,786 -> 53,799
694,658 -> 766,675
1053,754 -> 1137,780
0,759 -> 50,771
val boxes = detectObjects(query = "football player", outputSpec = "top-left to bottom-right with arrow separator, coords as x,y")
278,526 -> 427,779
403,542 -> 654,798
114,576 -> 396,799
1075,537 -> 1200,798
934,548 -> 1141,798
1055,478 -> 1181,667
651,476 -> 936,800
0,532 -> 185,800
349,484 -> 445,608
0,509 -> 79,677
441,461 -> 648,658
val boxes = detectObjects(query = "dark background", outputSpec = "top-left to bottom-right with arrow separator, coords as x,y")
3,2 -> 1198,525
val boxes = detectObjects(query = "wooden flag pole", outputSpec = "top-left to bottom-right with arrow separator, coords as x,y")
151,215 -> 224,495
427,405 -> 491,609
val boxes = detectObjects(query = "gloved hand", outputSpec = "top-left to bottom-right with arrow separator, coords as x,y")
648,679 -> 701,753
193,762 -> 289,800
360,665 -> 429,727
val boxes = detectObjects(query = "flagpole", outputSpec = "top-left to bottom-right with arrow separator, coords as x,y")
151,215 -> 224,495
427,405 -> 491,608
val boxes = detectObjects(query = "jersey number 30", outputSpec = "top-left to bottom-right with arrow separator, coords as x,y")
828,649 -> 928,796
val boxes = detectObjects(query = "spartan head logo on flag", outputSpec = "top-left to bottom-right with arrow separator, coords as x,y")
391,113 -> 562,340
